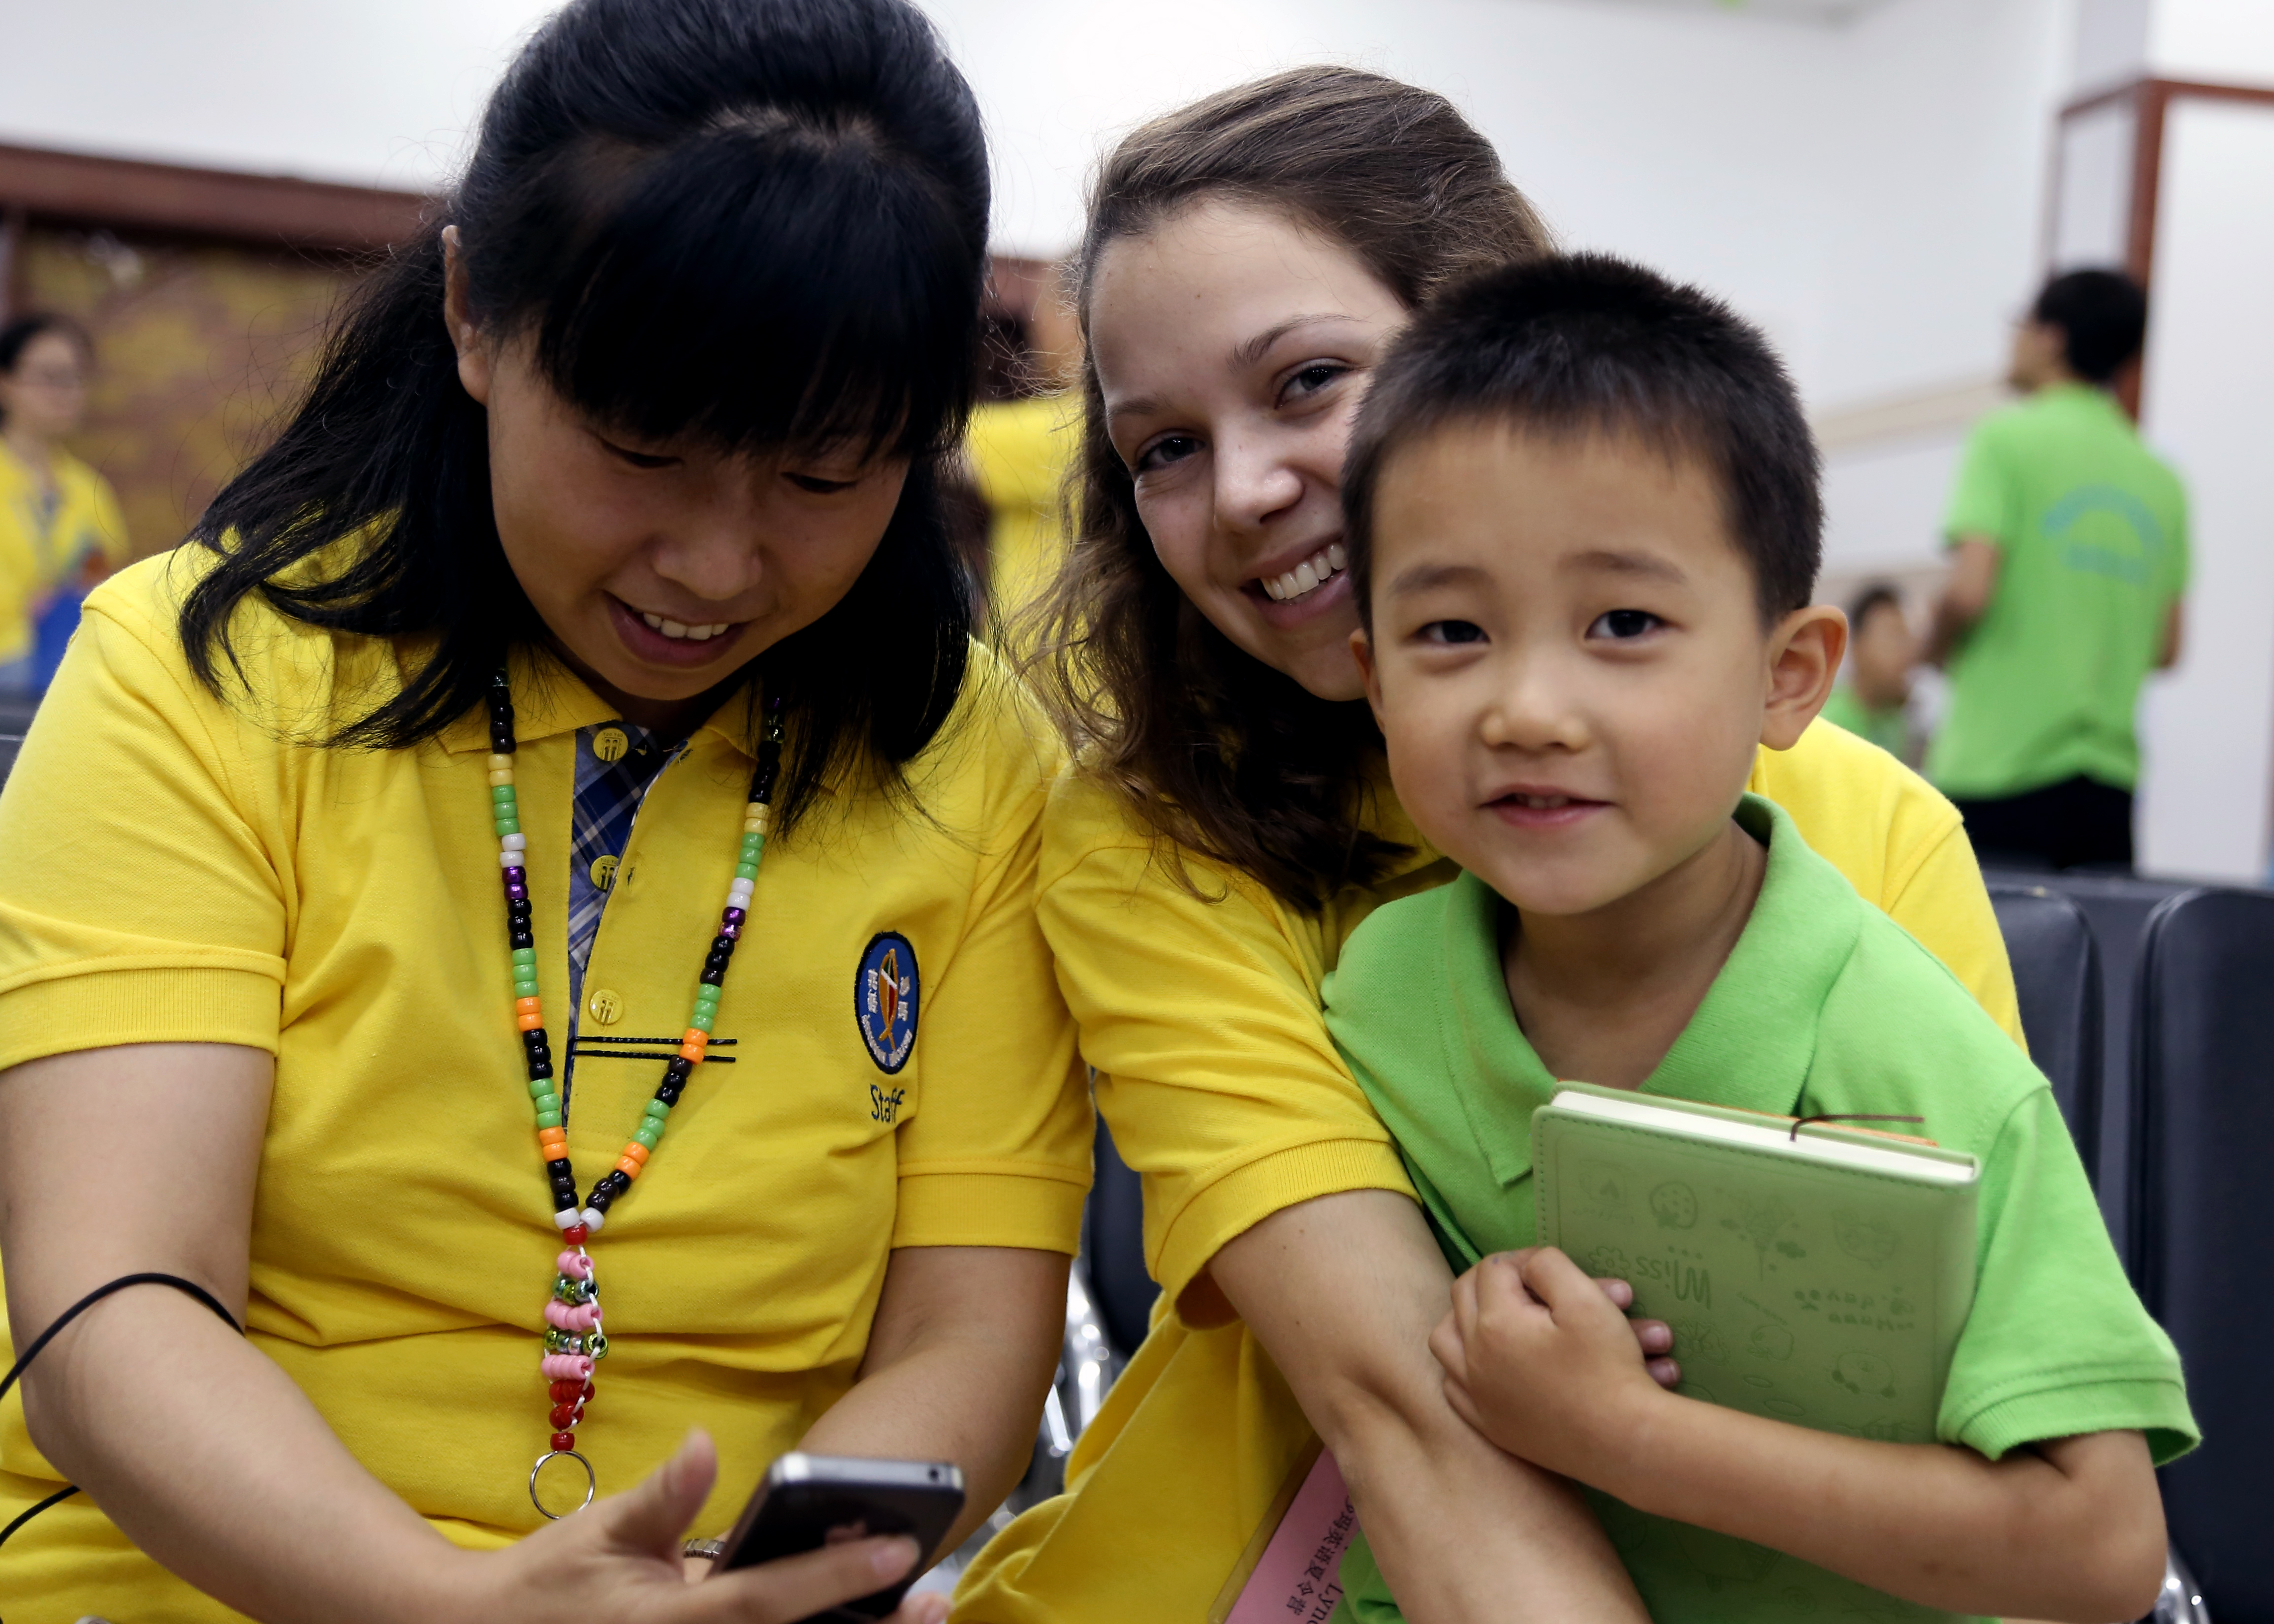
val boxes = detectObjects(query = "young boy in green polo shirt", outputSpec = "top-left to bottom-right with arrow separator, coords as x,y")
1325,255 -> 2194,1624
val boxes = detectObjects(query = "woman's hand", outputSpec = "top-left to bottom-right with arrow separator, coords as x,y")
0,1043 -> 958,1624
464,1431 -> 948,1624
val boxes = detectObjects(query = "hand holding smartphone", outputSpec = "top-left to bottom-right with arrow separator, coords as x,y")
713,1452 -> 967,1622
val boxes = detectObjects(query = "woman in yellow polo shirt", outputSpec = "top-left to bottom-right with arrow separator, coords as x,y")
957,67 -> 2021,1622
0,314 -> 130,696
0,3 -> 1088,1621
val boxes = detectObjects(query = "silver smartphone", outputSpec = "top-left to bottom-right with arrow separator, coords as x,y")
716,1452 -> 967,1621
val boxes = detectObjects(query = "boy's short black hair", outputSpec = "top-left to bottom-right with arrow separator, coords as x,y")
1345,253 -> 1821,627
2032,268 -> 2147,383
1847,582 -> 1903,629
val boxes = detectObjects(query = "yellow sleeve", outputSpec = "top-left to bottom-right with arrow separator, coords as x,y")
890,666 -> 1093,1255
0,561 -> 287,1069
1750,718 -> 2023,1046
1038,777 -> 1412,1320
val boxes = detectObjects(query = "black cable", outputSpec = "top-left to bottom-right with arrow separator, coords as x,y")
0,1273 -> 244,1561
0,1486 -> 78,1553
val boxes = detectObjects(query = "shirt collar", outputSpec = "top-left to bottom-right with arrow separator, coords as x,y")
436,648 -> 763,759
2039,380 -> 2130,422
1437,793 -> 1864,1191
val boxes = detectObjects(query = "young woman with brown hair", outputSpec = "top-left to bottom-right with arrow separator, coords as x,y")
955,66 -> 2021,1622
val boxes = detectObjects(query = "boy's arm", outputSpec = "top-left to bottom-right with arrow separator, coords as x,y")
1434,1248 -> 2168,1624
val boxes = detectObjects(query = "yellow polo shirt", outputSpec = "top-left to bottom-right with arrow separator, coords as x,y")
0,553 -> 1090,1623
954,718 -> 2021,1623
0,441 -> 129,664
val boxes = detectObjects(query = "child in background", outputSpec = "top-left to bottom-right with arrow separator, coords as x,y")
1326,255 -> 2192,1624
1820,582 -> 1917,761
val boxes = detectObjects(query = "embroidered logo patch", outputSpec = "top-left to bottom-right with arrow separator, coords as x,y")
855,932 -> 918,1074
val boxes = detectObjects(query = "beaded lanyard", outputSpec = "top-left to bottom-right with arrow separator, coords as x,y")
483,670 -> 782,1518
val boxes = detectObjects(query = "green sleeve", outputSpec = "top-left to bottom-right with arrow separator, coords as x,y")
1938,1089 -> 2198,1465
1331,1529 -> 1400,1624
1942,422 -> 2013,546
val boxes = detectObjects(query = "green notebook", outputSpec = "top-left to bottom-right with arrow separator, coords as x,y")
1534,1083 -> 1980,1444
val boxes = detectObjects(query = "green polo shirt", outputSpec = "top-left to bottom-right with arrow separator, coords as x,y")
1323,795 -> 2194,1624
1927,384 -> 2187,799
1820,684 -> 1909,760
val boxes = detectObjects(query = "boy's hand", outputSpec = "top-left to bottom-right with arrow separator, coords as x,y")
1431,1248 -> 1672,1477
1591,1273 -> 1681,1389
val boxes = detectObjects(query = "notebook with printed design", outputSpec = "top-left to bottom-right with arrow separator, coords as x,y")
1533,1082 -> 1980,1444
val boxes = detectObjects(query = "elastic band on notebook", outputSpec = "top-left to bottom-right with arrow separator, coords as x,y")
1788,1113 -> 1926,1142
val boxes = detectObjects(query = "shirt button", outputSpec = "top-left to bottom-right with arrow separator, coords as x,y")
589,854 -> 619,891
588,989 -> 623,1026
594,726 -> 630,763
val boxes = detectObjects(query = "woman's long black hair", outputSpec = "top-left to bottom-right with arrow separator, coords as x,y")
180,0 -> 991,831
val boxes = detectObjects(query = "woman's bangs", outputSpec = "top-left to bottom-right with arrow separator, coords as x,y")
535,132 -> 979,464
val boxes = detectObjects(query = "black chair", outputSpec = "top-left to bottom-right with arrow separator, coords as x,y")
1986,882 -> 2102,1172
1983,868 -> 2191,1248
1047,1118 -> 1152,1466
1084,1116 -> 1158,1360
2129,886 -> 2274,1623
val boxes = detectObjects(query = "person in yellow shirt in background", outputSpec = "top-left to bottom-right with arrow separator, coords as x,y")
0,314 -> 129,698
957,65 -> 2021,1624
965,269 -> 1081,626
1819,582 -> 1919,763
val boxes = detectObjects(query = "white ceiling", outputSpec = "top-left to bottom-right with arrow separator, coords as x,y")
1558,0 -> 1902,22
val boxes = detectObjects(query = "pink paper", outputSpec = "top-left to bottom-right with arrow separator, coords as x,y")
1227,1449 -> 1357,1624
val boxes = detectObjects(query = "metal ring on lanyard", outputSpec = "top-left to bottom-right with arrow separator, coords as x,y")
529,1448 -> 598,1520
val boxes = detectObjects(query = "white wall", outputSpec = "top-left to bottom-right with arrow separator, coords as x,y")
2074,0 -> 2152,88
0,0 -> 544,190
1804,0 -> 2074,592
2133,97 -> 2274,880
2149,0 -> 2274,81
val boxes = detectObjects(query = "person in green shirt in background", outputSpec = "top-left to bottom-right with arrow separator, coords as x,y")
1927,269 -> 2186,871
1325,254 -> 2188,1624
1819,582 -> 1917,762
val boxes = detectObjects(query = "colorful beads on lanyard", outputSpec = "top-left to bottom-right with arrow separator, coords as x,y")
486,670 -> 783,1514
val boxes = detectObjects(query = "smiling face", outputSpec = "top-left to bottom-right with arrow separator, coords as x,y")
1357,419 -> 1839,918
1087,199 -> 1409,701
448,245 -> 907,728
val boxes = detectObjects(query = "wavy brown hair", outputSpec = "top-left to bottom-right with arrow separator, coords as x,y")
1024,65 -> 1552,909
